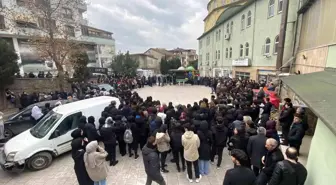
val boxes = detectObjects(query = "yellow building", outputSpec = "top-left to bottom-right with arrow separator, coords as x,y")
204,0 -> 249,32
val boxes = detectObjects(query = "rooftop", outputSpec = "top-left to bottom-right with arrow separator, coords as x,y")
281,69 -> 336,135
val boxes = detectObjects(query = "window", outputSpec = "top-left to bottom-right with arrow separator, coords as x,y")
218,29 -> 221,40
16,0 -> 26,6
53,112 -> 82,137
247,11 -> 252,27
38,18 -> 56,30
0,15 -> 5,29
268,0 -> 275,18
265,37 -> 271,55
235,72 -> 250,80
230,21 -> 233,33
278,0 -> 283,13
63,8 -> 73,19
225,48 -> 228,59
218,50 -> 220,59
65,25 -> 75,37
240,44 -> 244,57
274,35 -> 279,54
227,23 -> 230,33
30,111 -> 63,138
229,47 -> 232,58
16,20 -> 37,28
245,42 -> 249,56
241,14 -> 245,30
215,51 -> 218,60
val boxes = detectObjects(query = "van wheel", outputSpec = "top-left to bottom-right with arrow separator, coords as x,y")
27,152 -> 53,171
4,129 -> 13,139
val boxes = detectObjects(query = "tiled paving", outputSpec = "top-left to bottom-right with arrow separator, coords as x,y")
0,85 -> 232,185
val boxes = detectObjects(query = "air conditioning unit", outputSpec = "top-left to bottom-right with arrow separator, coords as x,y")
224,34 -> 230,40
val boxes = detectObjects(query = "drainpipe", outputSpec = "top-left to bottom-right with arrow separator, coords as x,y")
276,0 -> 289,71
251,0 -> 257,78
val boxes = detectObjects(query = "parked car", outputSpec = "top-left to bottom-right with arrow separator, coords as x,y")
0,96 -> 120,172
98,84 -> 114,92
4,100 -> 71,140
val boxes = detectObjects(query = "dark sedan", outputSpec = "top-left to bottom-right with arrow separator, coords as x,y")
4,100 -> 72,140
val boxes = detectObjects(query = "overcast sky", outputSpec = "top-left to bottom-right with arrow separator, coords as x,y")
86,0 -> 208,53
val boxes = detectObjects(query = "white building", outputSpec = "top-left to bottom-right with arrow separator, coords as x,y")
0,0 -> 115,75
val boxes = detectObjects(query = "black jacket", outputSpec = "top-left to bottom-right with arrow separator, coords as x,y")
135,116 -> 147,138
263,102 -> 273,115
247,134 -> 267,168
212,124 -> 228,147
99,126 -> 117,145
84,123 -> 100,142
223,166 -> 256,185
197,121 -> 212,160
269,160 -> 307,185
262,147 -> 284,176
246,127 -> 257,137
142,144 -> 164,181
71,138 -> 93,185
171,129 -> 184,149
288,123 -> 305,146
229,134 -> 249,153
279,108 -> 295,128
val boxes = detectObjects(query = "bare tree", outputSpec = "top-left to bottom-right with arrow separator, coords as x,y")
0,0 -> 87,79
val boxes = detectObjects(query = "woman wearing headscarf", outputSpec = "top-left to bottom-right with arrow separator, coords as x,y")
84,141 -> 108,185
31,106 -> 44,123
71,138 -> 93,185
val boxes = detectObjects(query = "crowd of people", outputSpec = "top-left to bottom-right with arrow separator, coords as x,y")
67,77 -> 308,185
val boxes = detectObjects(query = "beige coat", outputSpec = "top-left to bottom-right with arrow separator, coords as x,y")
84,141 -> 108,181
182,131 -> 200,162
155,132 -> 171,152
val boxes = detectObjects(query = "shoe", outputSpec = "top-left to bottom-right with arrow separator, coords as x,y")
182,166 -> 186,172
129,153 -> 134,157
161,168 -> 169,173
177,166 -> 181,172
110,160 -> 119,166
211,161 -> 215,165
121,153 -> 126,157
196,175 -> 202,183
134,154 -> 139,159
171,158 -> 176,163
187,178 -> 193,183
164,164 -> 168,167
217,166 -> 220,170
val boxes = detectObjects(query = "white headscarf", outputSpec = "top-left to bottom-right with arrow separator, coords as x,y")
31,106 -> 43,120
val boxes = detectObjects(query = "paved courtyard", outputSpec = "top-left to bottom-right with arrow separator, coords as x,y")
0,85 -> 232,185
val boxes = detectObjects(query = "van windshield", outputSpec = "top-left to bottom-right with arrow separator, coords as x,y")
30,111 -> 63,138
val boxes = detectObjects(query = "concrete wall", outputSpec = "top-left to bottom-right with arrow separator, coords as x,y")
294,46 -> 328,74
305,119 -> 336,185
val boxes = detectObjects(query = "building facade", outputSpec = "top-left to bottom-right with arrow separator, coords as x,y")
130,53 -> 159,73
0,0 -> 115,75
292,0 -> 336,74
198,0 -> 299,80
144,48 -> 174,61
167,48 -> 198,66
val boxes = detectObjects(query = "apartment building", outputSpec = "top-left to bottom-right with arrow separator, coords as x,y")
198,0 -> 299,80
0,0 -> 115,75
168,48 -> 198,66
130,53 -> 159,73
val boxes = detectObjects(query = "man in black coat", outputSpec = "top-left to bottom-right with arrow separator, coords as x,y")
288,114 -> 306,155
142,136 -> 166,185
211,117 -> 228,168
223,149 -> 256,185
279,102 -> 295,145
257,138 -> 284,185
269,147 -> 307,185
247,127 -> 267,176
262,98 -> 273,116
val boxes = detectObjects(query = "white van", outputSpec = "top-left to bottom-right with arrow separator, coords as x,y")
0,96 -> 119,172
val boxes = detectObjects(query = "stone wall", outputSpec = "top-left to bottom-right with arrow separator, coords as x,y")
1,78 -> 71,110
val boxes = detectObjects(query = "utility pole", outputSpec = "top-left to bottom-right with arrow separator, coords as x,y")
276,0 -> 289,71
